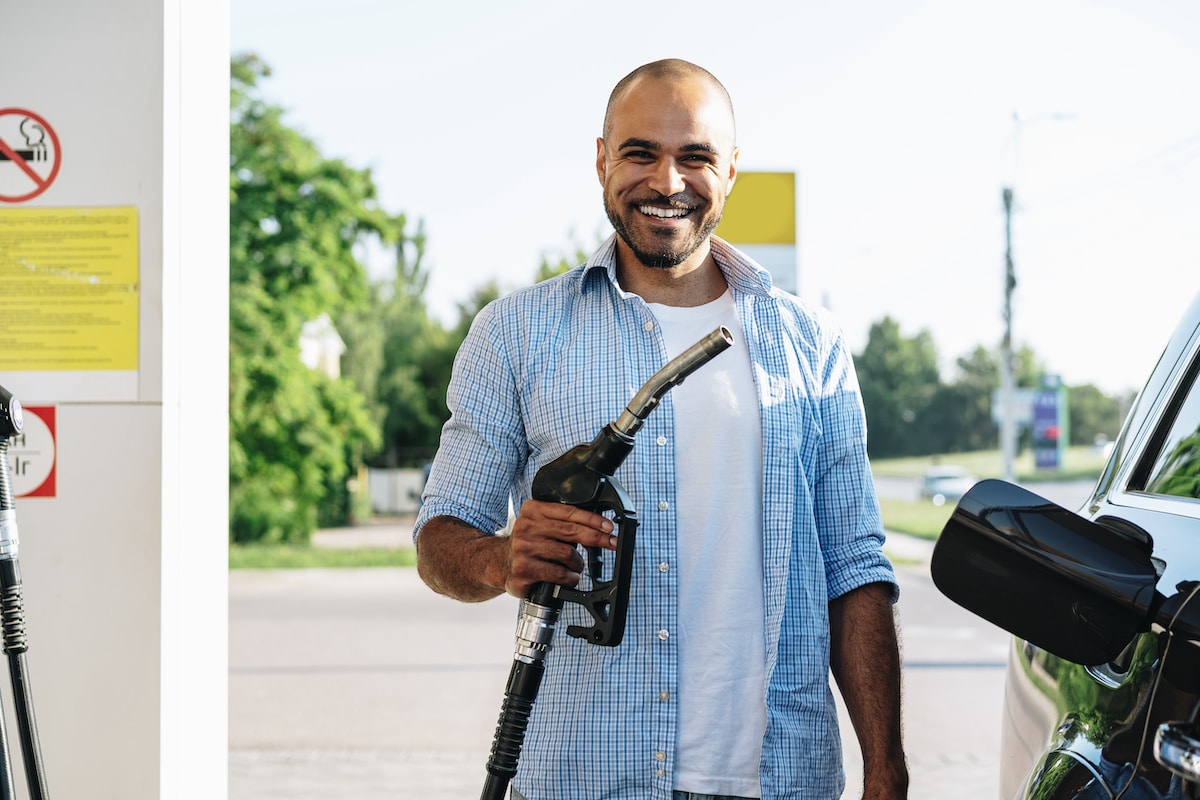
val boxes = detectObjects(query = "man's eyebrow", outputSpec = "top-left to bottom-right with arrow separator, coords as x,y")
617,138 -> 722,156
618,137 -> 660,151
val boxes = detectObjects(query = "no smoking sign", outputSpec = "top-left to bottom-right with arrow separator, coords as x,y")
0,108 -> 62,203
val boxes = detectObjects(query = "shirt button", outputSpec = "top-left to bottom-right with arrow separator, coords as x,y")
644,320 -> 655,332
657,629 -> 670,641
655,435 -> 667,446
658,690 -> 671,701
655,751 -> 666,762
657,769 -> 665,777
657,500 -> 669,511
658,561 -> 670,573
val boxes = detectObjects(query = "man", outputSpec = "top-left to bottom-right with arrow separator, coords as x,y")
415,58 -> 908,800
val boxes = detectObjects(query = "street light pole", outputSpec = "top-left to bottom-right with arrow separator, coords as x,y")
998,111 -> 1073,484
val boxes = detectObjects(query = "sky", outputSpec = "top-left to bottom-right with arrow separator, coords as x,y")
231,0 -> 1200,395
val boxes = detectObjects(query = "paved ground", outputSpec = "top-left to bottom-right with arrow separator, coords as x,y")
231,512 -> 1016,800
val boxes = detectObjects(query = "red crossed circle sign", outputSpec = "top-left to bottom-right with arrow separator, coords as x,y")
0,108 -> 62,203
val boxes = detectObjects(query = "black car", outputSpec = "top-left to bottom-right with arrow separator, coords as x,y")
932,288 -> 1200,800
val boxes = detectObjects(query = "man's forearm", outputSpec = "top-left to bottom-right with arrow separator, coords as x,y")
829,581 -> 909,799
415,515 -> 510,602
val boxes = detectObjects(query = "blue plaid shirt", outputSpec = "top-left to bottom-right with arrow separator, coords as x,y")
415,235 -> 897,800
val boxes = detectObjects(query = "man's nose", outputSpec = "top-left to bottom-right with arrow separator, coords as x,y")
648,158 -> 686,197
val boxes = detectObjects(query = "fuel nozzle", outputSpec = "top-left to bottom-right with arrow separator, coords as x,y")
0,384 -> 49,800
612,325 -> 733,438
0,386 -> 22,441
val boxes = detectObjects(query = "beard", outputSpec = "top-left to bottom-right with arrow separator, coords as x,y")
604,193 -> 723,269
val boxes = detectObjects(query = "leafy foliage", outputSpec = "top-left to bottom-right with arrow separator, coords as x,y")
855,317 -> 940,457
230,55 -> 388,543
1067,383 -> 1130,448
855,320 -> 1124,460
534,235 -> 591,283
340,228 -> 453,468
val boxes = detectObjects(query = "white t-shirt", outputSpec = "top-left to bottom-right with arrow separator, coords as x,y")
647,289 -> 767,798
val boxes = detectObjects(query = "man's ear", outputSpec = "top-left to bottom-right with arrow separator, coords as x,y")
726,146 -> 740,193
595,137 -> 607,186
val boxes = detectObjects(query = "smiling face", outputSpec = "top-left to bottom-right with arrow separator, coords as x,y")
596,72 -> 739,273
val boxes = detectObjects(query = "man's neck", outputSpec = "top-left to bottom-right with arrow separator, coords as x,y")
615,240 -> 728,307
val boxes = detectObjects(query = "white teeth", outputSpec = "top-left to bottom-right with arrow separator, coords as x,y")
640,206 -> 689,218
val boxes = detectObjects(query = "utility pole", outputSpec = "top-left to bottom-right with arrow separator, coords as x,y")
1000,187 -> 1017,482
998,110 -> 1073,484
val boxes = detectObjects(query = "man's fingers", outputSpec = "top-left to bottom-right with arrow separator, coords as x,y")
559,502 -> 616,533
502,500 -> 623,598
510,536 -> 585,575
517,500 -> 617,549
505,539 -> 588,598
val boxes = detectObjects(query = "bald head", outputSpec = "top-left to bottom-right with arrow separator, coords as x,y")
602,59 -> 736,144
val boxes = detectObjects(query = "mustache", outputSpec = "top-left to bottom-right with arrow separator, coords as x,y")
630,192 -> 701,209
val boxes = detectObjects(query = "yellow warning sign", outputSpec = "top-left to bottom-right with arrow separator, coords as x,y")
0,206 -> 139,371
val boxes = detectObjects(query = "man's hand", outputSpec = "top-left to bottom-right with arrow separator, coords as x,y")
504,500 -> 616,598
415,502 -> 616,602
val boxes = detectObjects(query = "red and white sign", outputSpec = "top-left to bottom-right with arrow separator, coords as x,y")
10,405 -> 56,499
0,108 -> 62,203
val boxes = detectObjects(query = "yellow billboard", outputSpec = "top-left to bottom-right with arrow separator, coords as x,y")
716,171 -> 797,293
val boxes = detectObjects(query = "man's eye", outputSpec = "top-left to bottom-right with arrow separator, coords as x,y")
625,151 -> 655,162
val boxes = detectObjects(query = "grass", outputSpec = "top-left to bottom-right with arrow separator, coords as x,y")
229,544 -> 416,570
872,444 -> 1108,540
878,497 -> 958,540
870,444 -> 1109,483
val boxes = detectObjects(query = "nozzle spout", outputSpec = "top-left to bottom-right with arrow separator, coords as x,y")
612,325 -> 734,438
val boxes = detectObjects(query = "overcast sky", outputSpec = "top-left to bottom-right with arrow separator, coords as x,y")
232,0 -> 1200,394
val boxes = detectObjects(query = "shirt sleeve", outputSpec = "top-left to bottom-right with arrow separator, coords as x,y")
412,301 -> 526,542
811,321 -> 899,602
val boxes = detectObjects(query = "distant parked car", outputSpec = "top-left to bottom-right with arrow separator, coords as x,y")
932,288 -> 1200,800
918,464 -> 976,505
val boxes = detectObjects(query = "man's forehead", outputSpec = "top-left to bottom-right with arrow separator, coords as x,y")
607,78 -> 735,149
614,73 -> 721,110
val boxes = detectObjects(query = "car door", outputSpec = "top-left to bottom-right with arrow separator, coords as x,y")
999,295 -> 1200,800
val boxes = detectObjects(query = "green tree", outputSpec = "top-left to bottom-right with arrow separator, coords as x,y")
376,250 -> 454,467
340,226 -> 446,468
229,54 -> 391,542
535,235 -> 591,283
1066,383 -> 1124,446
855,317 -> 941,458
449,281 -> 504,340
920,346 -> 999,454
366,233 -> 597,469
848,308 -> 1139,459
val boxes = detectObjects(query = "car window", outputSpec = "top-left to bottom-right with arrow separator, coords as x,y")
1143,353 -> 1200,500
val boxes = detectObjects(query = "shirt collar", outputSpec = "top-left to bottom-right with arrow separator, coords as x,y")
581,233 -> 775,297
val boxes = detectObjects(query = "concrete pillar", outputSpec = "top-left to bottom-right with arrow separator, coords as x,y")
0,1 -> 228,797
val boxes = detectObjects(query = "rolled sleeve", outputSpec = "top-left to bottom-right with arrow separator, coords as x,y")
812,334 -> 897,602
413,302 -> 525,542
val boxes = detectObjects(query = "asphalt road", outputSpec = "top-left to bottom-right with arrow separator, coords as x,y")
230,529 -> 1014,800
